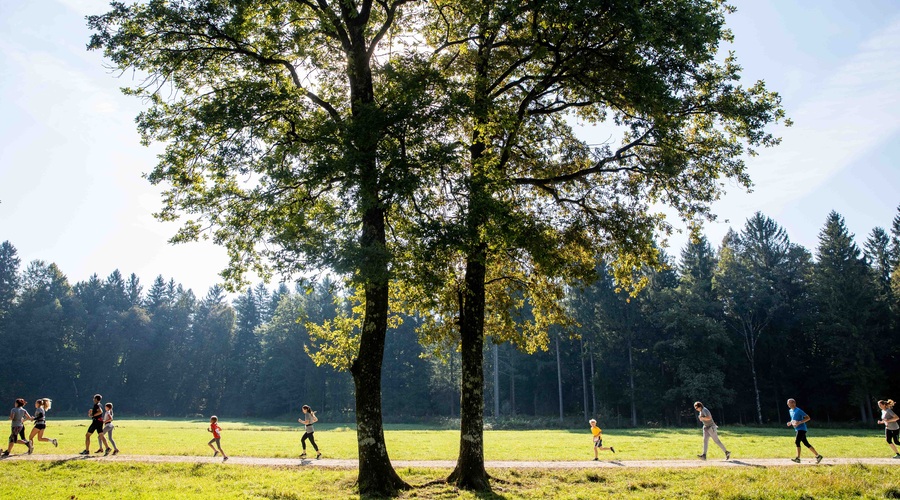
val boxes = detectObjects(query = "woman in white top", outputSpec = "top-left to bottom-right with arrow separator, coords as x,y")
877,399 -> 900,459
103,403 -> 119,455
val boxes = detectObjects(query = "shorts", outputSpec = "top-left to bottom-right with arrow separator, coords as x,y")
594,439 -> 603,448
104,424 -> 114,433
88,420 -> 105,434
34,423 -> 46,430
9,426 -> 24,443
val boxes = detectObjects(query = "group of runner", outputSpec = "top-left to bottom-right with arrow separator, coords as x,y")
8,394 -> 898,463
590,398 -> 900,463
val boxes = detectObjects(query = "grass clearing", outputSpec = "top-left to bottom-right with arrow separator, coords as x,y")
1,461 -> 898,499
14,418 -> 897,461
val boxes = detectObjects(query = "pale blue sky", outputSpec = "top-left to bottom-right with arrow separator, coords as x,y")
1,0 -> 898,294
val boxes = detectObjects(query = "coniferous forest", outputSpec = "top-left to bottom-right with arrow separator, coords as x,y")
1,207 -> 898,425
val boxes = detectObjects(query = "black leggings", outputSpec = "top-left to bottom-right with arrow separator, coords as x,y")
795,430 -> 812,448
301,432 -> 318,452
887,428 -> 900,446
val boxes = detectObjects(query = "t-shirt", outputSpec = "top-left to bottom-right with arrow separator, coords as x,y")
882,409 -> 899,431
104,409 -> 114,424
591,426 -> 602,441
210,422 -> 221,439
789,407 -> 808,432
91,403 -> 103,422
10,407 -> 26,426
302,414 -> 315,433
34,408 -> 45,423
698,408 -> 716,428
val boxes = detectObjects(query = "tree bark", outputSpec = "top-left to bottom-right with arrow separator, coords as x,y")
350,206 -> 408,496
447,244 -> 490,491
556,335 -> 564,421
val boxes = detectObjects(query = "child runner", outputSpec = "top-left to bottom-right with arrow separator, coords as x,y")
28,398 -> 58,449
876,399 -> 900,459
694,401 -> 731,460
298,405 -> 321,459
207,416 -> 227,461
3,398 -> 33,456
786,398 -> 823,464
103,403 -> 119,455
81,394 -> 109,455
588,419 -> 615,460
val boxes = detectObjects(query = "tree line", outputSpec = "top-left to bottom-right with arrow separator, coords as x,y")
2,206 -> 897,427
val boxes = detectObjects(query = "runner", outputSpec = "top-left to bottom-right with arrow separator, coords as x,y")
81,394 -> 109,455
876,399 -> 900,458
103,402 -> 119,455
28,398 -> 58,449
3,398 -> 33,456
588,418 -> 615,460
298,405 -> 321,459
207,416 -> 227,461
694,402 -> 730,460
786,398 -> 823,464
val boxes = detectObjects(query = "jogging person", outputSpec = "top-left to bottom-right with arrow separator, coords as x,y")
694,401 -> 730,460
588,418 -> 615,460
28,398 -> 58,449
877,399 -> 900,458
81,394 -> 109,455
207,415 -> 227,461
298,405 -> 321,459
103,402 -> 119,455
786,398 -> 823,463
3,398 -> 33,456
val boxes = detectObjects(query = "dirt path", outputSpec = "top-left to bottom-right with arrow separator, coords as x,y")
3,454 -> 900,469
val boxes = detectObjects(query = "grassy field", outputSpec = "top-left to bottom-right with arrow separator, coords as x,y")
1,460 -> 899,499
4,419 -> 900,498
5,417 -> 897,461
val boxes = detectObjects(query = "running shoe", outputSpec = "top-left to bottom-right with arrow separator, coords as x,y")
610,447 -> 615,454
95,448 -> 104,454
213,451 -> 219,457
697,454 -> 706,460
894,454 -> 900,459
316,452 -> 322,459
112,450 -> 119,455
52,439 -> 58,448
104,449 -> 110,456
223,456 -> 229,461
27,441 -> 33,455
79,450 -> 90,455
725,451 -> 731,460
1,451 -> 9,457
791,457 -> 801,463
299,452 -> 307,458
815,455 -> 823,464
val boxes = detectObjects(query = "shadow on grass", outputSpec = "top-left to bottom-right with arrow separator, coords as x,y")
38,455 -> 95,469
728,460 -> 767,468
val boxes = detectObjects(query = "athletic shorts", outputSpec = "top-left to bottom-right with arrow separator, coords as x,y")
103,424 -> 114,433
9,426 -> 24,443
887,428 -> 900,445
34,423 -> 46,430
594,439 -> 603,448
87,420 -> 105,434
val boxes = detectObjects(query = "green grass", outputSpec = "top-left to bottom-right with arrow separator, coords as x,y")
1,461 -> 899,499
12,418 -> 898,461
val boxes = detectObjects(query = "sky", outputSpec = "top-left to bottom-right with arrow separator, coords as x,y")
1,0 -> 899,295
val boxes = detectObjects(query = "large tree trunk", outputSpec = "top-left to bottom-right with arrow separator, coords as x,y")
447,244 -> 490,491
581,337 -> 589,421
493,342 -> 500,418
351,205 -> 408,496
556,335 -> 564,421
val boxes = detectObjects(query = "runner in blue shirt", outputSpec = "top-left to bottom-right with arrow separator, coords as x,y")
786,398 -> 823,464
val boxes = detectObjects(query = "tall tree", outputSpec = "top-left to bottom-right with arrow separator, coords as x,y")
407,0 -> 786,489
813,211 -> 880,421
713,214 -> 792,424
89,1 -> 446,493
